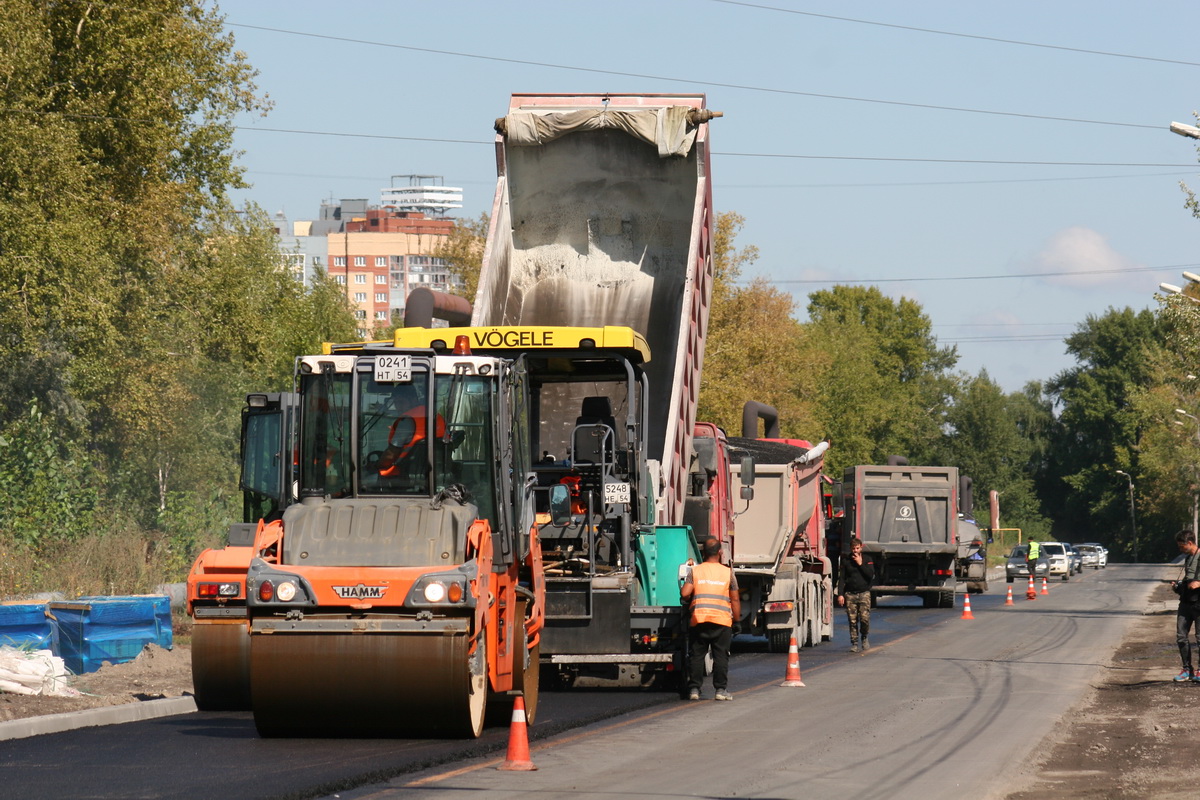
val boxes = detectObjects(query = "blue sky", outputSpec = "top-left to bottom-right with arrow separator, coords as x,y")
219,1 -> 1200,393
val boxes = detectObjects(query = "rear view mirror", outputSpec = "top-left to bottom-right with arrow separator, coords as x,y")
739,456 -> 755,486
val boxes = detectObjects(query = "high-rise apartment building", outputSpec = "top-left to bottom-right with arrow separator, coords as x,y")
276,194 -> 464,338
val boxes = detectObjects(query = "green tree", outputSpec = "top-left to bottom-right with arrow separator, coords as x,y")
434,212 -> 490,304
700,212 -> 823,439
805,285 -> 958,473
937,371 -> 1050,539
1045,308 -> 1162,558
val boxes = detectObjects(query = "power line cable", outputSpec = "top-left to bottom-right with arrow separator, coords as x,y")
224,21 -> 1164,131
747,262 -> 1200,285
709,1 -> 1200,69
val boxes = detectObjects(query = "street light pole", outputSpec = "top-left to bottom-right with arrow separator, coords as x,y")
1115,470 -> 1139,563
1176,410 -> 1200,534
1171,121 -> 1200,140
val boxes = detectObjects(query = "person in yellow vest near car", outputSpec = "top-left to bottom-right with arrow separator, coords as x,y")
681,537 -> 741,701
1026,538 -> 1041,580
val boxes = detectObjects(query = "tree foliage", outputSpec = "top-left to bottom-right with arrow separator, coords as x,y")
434,212 -> 490,304
804,285 -> 958,472
700,213 -> 823,439
0,2 -> 356,587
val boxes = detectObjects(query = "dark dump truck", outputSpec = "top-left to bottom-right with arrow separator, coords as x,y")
838,461 -> 979,608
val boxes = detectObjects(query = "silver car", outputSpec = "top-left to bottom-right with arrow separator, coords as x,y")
1080,542 -> 1108,568
1006,545 -> 1049,583
1076,544 -> 1101,569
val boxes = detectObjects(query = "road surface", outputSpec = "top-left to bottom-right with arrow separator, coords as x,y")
0,564 -> 1153,800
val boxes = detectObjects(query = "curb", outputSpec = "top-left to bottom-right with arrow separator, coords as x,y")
0,696 -> 197,741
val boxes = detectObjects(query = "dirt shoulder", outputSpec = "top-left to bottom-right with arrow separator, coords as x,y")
1005,577 -> 1196,800
0,642 -> 193,723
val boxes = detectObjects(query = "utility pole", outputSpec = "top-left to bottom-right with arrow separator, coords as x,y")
1115,470 -> 1139,563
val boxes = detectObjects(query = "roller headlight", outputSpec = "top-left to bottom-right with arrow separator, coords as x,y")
423,582 -> 447,603
276,581 -> 297,602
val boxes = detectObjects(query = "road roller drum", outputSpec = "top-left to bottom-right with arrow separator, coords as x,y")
250,626 -> 487,738
190,619 -> 251,711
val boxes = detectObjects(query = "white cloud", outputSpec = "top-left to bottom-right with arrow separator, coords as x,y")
1026,226 -> 1138,288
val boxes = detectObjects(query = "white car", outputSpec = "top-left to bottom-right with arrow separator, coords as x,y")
1080,542 -> 1108,568
1040,542 -> 1072,581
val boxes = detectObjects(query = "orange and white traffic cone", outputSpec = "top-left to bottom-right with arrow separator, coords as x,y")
1026,575 -> 1037,600
961,592 -> 975,620
497,693 -> 537,771
1005,586 -> 1014,606
1041,576 -> 1050,595
781,634 -> 806,687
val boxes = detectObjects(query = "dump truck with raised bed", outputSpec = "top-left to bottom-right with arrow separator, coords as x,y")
451,92 -> 730,686
838,460 -> 963,608
192,339 -> 546,738
727,403 -> 833,652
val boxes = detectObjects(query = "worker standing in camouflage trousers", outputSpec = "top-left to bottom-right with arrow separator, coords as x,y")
837,537 -> 876,652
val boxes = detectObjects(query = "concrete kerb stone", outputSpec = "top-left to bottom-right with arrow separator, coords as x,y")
0,696 -> 197,741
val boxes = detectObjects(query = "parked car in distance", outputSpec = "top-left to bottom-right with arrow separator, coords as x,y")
1006,545 -> 1050,583
1079,543 -> 1108,568
1040,542 -> 1071,581
1065,543 -> 1083,575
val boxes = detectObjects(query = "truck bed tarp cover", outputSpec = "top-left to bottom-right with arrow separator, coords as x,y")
504,107 -> 698,157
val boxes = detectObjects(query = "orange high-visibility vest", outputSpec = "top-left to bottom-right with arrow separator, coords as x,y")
690,562 -> 734,627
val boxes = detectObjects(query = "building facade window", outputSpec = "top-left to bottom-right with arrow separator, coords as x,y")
375,310 -> 389,321
375,274 -> 387,284
375,256 -> 387,267
335,274 -> 346,285
333,256 -> 346,267
375,293 -> 387,303
354,274 -> 366,284
312,256 -> 323,266
354,256 -> 366,267
354,310 -> 367,320
354,292 -> 367,302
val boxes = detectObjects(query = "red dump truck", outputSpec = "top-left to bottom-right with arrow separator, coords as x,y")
728,403 -> 833,651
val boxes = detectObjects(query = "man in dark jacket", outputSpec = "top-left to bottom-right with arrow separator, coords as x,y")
1173,529 -> 1200,682
837,537 -> 876,652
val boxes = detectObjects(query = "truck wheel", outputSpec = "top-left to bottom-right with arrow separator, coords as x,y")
939,590 -> 955,608
921,593 -> 936,608
769,629 -> 792,653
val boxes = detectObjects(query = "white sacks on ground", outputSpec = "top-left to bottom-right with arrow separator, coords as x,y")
0,645 -> 78,697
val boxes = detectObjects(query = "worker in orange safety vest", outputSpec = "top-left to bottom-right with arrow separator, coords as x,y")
681,537 -> 741,702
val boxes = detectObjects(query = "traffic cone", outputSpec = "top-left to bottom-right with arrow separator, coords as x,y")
1026,575 -> 1036,600
961,592 -> 975,620
1041,576 -> 1050,595
781,634 -> 806,687
1005,586 -> 1014,606
497,693 -> 537,771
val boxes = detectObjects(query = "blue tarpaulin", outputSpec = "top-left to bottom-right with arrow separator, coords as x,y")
49,596 -> 173,675
0,604 -> 57,651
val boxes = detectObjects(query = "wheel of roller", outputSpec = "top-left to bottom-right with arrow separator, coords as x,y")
190,618 -> 251,711
250,626 -> 488,738
515,640 -> 540,725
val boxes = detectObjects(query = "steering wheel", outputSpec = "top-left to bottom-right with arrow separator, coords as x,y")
364,450 -> 384,471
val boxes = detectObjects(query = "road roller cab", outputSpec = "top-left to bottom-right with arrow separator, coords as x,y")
230,342 -> 543,738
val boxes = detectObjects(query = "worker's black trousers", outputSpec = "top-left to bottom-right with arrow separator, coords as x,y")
688,621 -> 732,691
1177,604 -> 1200,671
